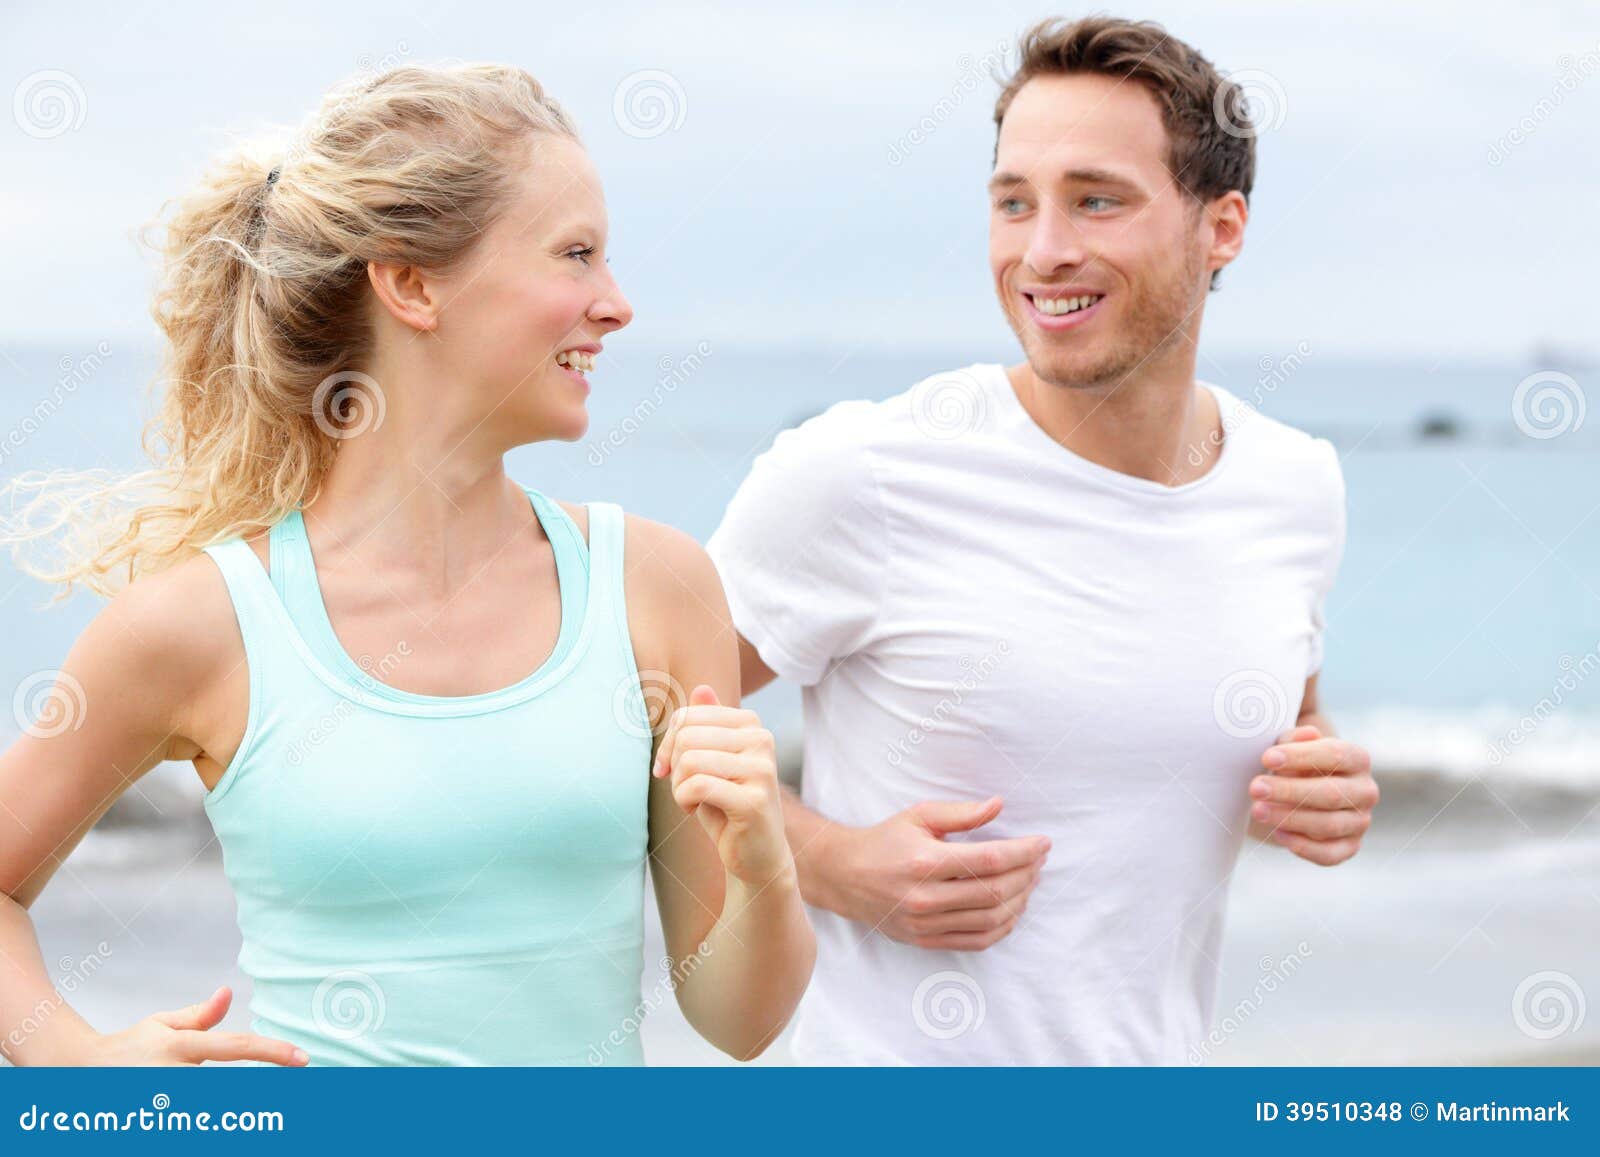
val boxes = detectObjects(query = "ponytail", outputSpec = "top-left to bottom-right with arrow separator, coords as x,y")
1,64 -> 578,599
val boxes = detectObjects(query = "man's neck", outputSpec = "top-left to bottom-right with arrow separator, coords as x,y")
1006,357 -> 1223,487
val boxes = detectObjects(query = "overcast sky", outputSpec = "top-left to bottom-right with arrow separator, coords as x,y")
4,0 -> 1597,361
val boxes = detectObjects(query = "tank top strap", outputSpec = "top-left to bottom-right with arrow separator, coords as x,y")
200,536 -> 299,702
580,501 -> 634,659
267,509 -> 312,614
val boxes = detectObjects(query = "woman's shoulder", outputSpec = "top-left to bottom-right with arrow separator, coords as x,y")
548,499 -> 712,584
549,499 -> 728,656
60,546 -> 248,764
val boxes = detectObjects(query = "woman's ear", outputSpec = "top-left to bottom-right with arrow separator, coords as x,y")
366,260 -> 440,333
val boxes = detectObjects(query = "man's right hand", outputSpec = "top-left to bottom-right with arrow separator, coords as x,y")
807,796 -> 1050,951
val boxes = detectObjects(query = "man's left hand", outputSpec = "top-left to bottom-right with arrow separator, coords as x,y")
1249,724 -> 1378,866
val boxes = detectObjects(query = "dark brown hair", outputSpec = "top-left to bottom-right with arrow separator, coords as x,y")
994,16 -> 1255,288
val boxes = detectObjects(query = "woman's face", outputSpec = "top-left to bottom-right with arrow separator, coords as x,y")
434,134 -> 633,444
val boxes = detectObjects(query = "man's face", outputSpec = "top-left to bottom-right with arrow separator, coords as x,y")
989,72 -> 1226,390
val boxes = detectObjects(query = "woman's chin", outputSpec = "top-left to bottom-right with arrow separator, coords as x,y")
550,406 -> 590,442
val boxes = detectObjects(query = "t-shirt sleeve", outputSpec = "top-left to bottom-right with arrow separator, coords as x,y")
1305,438 -> 1348,677
706,401 -> 889,687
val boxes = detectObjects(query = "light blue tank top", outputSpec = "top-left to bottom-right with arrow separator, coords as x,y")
200,486 -> 653,1065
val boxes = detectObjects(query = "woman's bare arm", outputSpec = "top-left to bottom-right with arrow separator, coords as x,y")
624,516 -> 814,1061
0,554 -> 305,1066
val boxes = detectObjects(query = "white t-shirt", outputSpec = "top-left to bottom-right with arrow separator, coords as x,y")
706,362 -> 1346,1065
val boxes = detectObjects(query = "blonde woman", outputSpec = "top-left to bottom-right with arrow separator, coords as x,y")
0,64 -> 813,1066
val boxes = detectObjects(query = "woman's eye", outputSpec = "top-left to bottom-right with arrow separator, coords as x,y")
566,246 -> 595,264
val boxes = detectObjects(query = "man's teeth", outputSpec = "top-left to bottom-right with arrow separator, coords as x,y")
555,350 -> 596,372
1033,294 -> 1103,316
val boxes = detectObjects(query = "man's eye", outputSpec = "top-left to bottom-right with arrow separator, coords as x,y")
997,197 -> 1028,215
1082,196 -> 1118,212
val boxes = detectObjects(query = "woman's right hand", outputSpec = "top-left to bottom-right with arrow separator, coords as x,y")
69,985 -> 308,1066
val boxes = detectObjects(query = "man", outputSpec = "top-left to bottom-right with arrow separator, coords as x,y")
698,16 -> 1378,1064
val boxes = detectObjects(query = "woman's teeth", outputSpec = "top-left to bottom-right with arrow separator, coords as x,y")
1032,294 -> 1103,316
555,350 -> 596,373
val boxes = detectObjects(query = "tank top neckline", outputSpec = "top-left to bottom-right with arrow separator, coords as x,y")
270,486 -> 585,709
247,486 -> 606,719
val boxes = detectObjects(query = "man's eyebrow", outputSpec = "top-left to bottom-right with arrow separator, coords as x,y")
988,166 -> 1144,193
1060,166 -> 1142,190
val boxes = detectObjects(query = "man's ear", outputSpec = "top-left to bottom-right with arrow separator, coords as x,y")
1203,190 -> 1248,284
366,260 -> 440,333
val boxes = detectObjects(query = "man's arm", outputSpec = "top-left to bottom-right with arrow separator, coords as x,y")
736,634 -> 1050,951
1245,673 -> 1379,865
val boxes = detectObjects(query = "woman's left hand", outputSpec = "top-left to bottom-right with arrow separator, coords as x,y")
652,685 -> 793,887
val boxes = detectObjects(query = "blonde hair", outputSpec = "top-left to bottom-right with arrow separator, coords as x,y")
1,63 -> 579,600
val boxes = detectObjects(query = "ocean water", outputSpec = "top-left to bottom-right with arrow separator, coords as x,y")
2,338 -> 1595,1066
